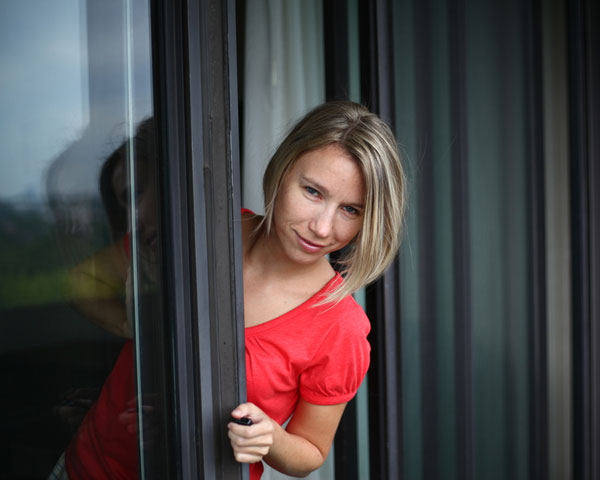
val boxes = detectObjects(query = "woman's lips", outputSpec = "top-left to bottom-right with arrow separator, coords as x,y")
295,233 -> 326,253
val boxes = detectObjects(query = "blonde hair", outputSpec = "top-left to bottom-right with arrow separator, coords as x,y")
261,101 -> 406,303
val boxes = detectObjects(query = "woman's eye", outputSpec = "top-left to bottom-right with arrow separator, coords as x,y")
342,205 -> 359,215
305,186 -> 319,196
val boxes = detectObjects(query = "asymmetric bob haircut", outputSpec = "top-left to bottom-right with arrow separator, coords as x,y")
261,101 -> 406,303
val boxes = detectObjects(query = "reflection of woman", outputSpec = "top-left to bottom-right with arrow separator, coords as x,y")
63,118 -> 157,339
228,102 -> 405,479
49,118 -> 156,480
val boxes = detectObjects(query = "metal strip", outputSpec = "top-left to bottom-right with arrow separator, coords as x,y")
447,0 -> 473,478
586,1 -> 600,477
185,0 -> 214,475
567,0 -> 591,478
322,2 -> 361,477
197,0 -> 246,477
324,0 -> 350,101
226,0 -> 246,426
149,0 -> 197,478
360,0 -> 401,477
569,0 -> 600,478
522,0 -> 549,478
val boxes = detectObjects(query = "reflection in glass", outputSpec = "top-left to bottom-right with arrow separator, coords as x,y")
54,118 -> 159,479
0,1 -> 158,478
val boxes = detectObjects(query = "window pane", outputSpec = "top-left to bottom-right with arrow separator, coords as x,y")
0,0 -> 163,477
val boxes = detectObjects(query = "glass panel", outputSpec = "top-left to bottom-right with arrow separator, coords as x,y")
0,1 -> 162,478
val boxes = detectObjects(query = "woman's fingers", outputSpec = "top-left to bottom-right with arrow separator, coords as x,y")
229,418 -> 273,437
230,402 -> 263,422
228,429 -> 273,463
228,425 -> 274,446
231,450 -> 269,464
228,403 -> 275,463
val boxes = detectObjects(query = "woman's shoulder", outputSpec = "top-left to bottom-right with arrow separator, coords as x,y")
313,284 -> 370,330
335,295 -> 369,324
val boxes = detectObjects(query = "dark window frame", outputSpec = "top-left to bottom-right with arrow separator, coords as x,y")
569,0 -> 600,478
358,1 -> 402,480
151,0 -> 246,478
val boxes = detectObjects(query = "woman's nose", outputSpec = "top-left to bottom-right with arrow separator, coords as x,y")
309,209 -> 334,238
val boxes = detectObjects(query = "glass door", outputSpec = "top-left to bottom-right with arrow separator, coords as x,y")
0,0 -> 168,477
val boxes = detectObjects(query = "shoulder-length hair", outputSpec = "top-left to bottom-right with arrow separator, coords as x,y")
261,101 -> 406,303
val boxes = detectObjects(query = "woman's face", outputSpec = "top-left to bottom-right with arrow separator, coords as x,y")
272,144 -> 365,265
111,156 -> 158,256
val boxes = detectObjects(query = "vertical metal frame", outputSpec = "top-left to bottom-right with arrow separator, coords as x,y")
151,0 -> 245,478
321,2 -> 362,478
568,1 -> 590,476
323,0 -> 350,101
151,1 -> 198,477
569,0 -> 600,477
522,0 -> 549,479
359,1 -> 401,479
196,0 -> 246,477
589,0 -> 600,475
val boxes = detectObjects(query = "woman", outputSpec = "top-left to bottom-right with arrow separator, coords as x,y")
228,101 -> 406,478
49,118 -> 157,480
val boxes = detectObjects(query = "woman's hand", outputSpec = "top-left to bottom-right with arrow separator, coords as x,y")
228,402 -> 275,464
228,400 -> 347,476
117,396 -> 161,447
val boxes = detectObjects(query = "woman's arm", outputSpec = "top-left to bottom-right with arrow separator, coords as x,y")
228,399 -> 346,477
65,242 -> 131,338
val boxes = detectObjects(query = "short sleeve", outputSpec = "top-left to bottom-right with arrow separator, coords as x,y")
299,304 -> 371,405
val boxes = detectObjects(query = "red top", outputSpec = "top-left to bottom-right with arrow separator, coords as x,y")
65,340 -> 138,479
65,232 -> 138,479
245,273 -> 371,479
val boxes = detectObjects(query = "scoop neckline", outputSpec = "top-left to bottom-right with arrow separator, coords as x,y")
245,272 -> 342,336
